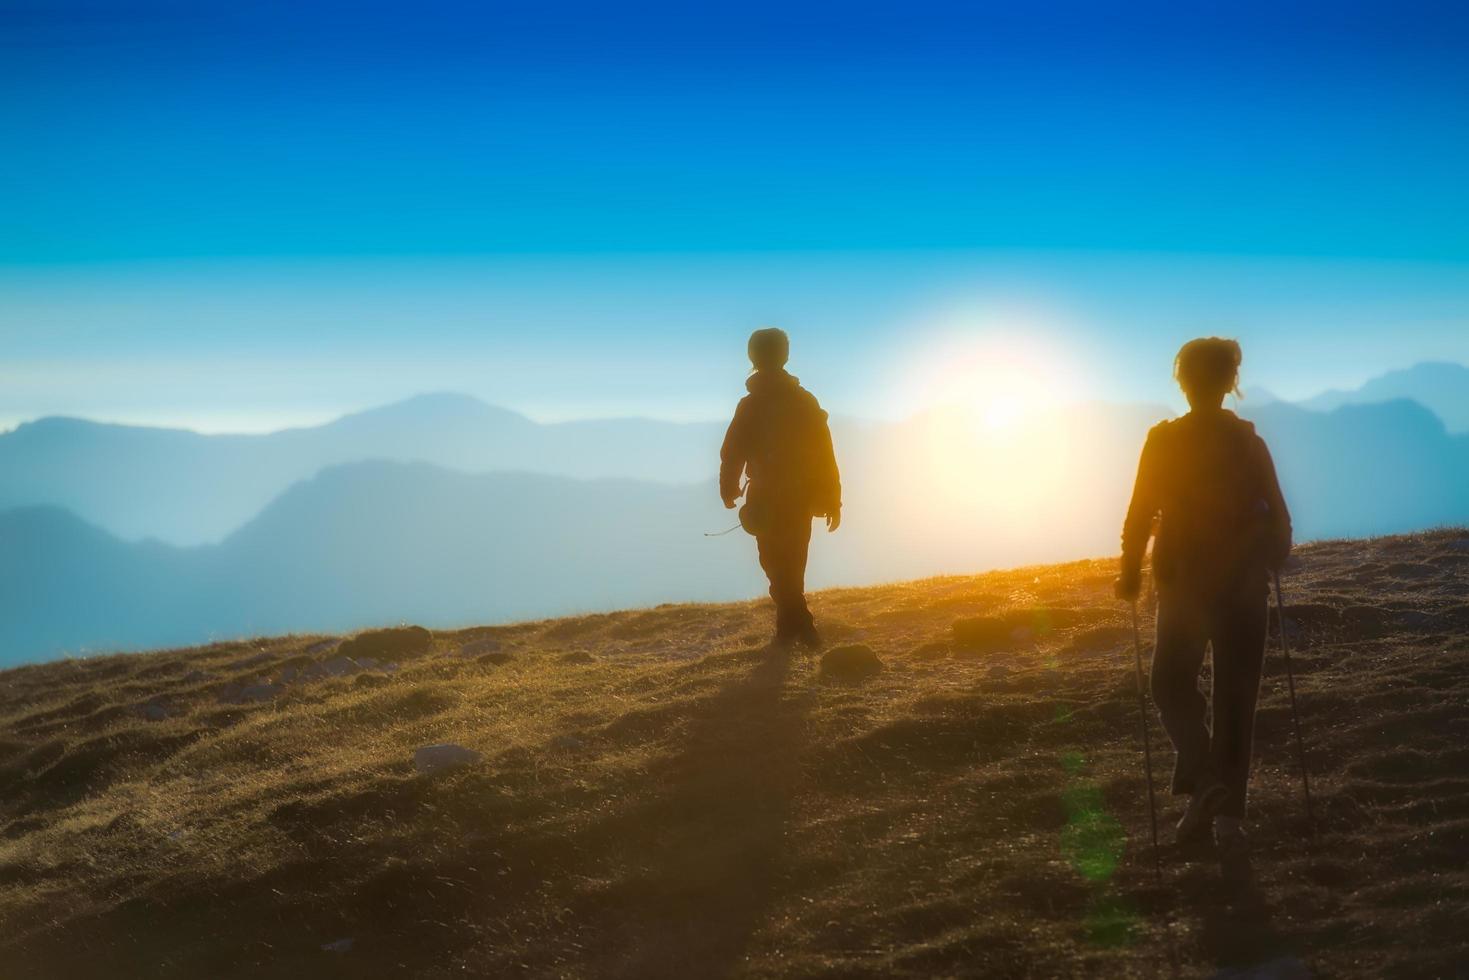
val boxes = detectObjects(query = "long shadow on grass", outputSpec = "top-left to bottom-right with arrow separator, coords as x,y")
571,647 -> 809,979
1176,860 -> 1291,973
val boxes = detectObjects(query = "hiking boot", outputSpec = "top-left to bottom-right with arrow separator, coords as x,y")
1176,782 -> 1229,844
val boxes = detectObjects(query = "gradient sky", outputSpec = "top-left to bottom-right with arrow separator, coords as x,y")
3,0 -> 1468,430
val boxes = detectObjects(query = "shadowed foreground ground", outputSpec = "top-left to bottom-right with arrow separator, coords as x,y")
2,531 -> 1467,977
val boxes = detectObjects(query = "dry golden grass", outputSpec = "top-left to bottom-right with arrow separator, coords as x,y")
2,531 -> 1467,978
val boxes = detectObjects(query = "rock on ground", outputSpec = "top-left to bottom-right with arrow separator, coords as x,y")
819,644 -> 883,680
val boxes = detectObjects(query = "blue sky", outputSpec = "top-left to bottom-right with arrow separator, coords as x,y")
3,0 -> 1467,430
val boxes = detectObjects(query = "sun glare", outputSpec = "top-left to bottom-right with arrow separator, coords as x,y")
968,377 -> 1039,433
921,341 -> 1056,437
887,315 -> 1095,539
892,303 -> 1084,429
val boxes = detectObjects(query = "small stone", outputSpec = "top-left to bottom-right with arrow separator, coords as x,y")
354,673 -> 390,689
414,743 -> 483,775
819,644 -> 883,681
549,734 -> 587,753
478,652 -> 514,666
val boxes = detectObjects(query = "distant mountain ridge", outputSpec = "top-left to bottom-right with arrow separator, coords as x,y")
1299,362 -> 1469,433
0,462 -> 751,664
0,393 -> 724,545
3,361 -> 1464,548
1243,397 -> 1467,540
2,392 -> 1466,664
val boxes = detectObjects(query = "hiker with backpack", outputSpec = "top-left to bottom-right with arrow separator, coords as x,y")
1115,337 -> 1293,864
720,328 -> 842,648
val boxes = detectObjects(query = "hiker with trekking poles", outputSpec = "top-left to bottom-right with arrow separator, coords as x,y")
1115,337 -> 1296,871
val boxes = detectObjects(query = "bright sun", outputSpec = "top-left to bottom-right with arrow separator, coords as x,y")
890,318 -> 1091,534
969,380 -> 1037,432
931,354 -> 1050,438
895,312 -> 1074,434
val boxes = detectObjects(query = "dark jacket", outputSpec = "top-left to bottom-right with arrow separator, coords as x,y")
1122,408 -> 1291,591
720,369 -> 841,516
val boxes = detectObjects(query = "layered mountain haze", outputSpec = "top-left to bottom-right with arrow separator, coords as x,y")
1,365 -> 1466,664
0,394 -> 723,546
1299,362 -> 1469,433
1242,398 -> 1469,540
0,465 -> 749,665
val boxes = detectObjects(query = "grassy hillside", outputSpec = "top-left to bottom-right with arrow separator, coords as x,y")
2,531 -> 1467,978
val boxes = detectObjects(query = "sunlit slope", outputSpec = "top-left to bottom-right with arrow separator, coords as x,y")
1,531 -> 1466,978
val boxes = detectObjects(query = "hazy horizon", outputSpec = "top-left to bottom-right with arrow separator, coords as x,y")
2,341 -> 1466,438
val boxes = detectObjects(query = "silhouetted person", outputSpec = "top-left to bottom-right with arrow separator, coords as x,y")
1116,338 -> 1291,865
721,328 -> 842,647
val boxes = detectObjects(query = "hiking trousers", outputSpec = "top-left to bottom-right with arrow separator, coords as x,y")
755,506 -> 815,639
1150,576 -> 1268,819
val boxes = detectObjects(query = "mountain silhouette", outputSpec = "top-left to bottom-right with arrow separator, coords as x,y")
1300,362 -> 1469,433
0,462 -> 752,665
3,396 -> 1465,665
1243,397 -> 1469,539
0,394 -> 722,545
4,363 -> 1463,549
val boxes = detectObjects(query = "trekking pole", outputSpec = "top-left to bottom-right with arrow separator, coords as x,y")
1130,599 -> 1163,878
1272,571 -> 1316,835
